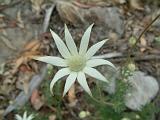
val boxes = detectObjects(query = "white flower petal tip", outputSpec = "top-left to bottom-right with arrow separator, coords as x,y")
50,29 -> 71,58
63,72 -> 77,97
15,115 -> 22,120
77,72 -> 92,96
86,39 -> 109,59
33,56 -> 67,67
64,24 -> 78,54
15,111 -> 34,120
87,59 -> 116,69
50,68 -> 70,94
79,24 -> 94,55
84,67 -> 109,83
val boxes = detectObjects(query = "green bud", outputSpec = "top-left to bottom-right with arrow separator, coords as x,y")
121,118 -> 131,120
79,111 -> 90,118
135,114 -> 140,119
127,63 -> 136,72
129,36 -> 137,46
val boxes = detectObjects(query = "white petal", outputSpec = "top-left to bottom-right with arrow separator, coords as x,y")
84,67 -> 108,82
23,112 -> 27,119
86,59 -> 116,69
86,39 -> 108,59
50,68 -> 70,94
65,24 -> 78,54
27,115 -> 34,120
33,56 -> 67,67
79,24 -> 94,55
77,72 -> 92,96
63,72 -> 77,96
15,115 -> 22,120
50,29 -> 71,58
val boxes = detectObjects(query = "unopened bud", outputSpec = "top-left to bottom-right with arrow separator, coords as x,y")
127,63 -> 136,72
129,36 -> 136,46
79,111 -> 90,118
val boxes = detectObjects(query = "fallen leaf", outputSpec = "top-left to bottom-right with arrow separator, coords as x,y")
30,0 -> 44,13
140,36 -> 147,52
0,84 -> 14,95
12,39 -> 42,73
68,84 -> 77,107
3,66 -> 47,116
49,114 -> 56,120
1,35 -> 17,50
0,63 -> 5,75
56,1 -> 85,26
24,40 -> 40,51
129,0 -> 144,10
0,109 -> 4,120
30,89 -> 44,110
72,0 -> 108,8
17,10 -> 24,28
16,71 -> 34,94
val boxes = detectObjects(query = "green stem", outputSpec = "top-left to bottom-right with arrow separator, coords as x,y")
55,81 -> 63,120
127,14 -> 160,64
89,81 -> 114,106
134,14 -> 160,49
57,97 -> 62,120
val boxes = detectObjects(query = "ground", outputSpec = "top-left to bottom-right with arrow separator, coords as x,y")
0,0 -> 160,120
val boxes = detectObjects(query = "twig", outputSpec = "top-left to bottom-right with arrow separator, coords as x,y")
94,52 -> 160,62
0,0 -> 22,11
111,54 -> 160,62
1,34 -> 17,50
93,52 -> 123,59
3,66 -> 48,116
42,4 -> 55,33
135,14 -> 160,48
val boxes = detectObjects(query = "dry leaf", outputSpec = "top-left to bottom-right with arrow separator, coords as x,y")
0,63 -> 5,75
72,0 -> 108,8
30,89 -> 44,110
68,84 -> 77,107
24,40 -> 40,51
0,110 -> 4,120
17,10 -> 25,28
4,67 -> 47,116
56,1 -> 85,26
30,0 -> 44,13
140,36 -> 147,52
12,39 -> 42,73
129,0 -> 144,10
49,114 -> 56,120
16,71 -> 34,94
0,84 -> 14,95
1,35 -> 17,50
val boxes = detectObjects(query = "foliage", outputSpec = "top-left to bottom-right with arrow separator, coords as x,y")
108,79 -> 129,113
16,103 -> 49,120
137,103 -> 159,120
85,65 -> 159,120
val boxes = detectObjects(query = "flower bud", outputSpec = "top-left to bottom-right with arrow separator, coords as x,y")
79,111 -> 90,118
129,36 -> 136,46
127,63 -> 136,72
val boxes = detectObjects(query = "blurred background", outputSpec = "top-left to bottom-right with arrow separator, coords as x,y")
0,0 -> 160,120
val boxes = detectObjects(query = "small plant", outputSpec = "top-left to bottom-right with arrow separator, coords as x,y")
15,111 -> 34,120
33,24 -> 116,96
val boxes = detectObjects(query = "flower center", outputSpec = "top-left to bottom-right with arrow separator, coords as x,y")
67,55 -> 86,72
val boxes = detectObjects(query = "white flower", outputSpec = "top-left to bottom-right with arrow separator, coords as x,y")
34,24 -> 116,96
15,112 -> 34,120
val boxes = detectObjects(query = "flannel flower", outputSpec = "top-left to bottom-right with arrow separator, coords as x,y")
15,112 -> 34,120
34,24 -> 116,96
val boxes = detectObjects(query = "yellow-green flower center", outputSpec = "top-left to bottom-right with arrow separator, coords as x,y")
67,55 -> 86,72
